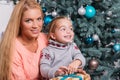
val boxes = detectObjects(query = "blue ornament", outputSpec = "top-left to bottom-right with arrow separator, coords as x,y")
113,44 -> 120,52
111,29 -> 116,33
42,7 -> 47,13
85,37 -> 94,44
85,5 -> 96,18
44,15 -> 53,26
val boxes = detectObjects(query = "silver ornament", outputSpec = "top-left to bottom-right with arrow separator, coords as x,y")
106,17 -> 110,20
92,34 -> 99,41
107,11 -> 112,17
52,10 -> 57,17
78,6 -> 86,15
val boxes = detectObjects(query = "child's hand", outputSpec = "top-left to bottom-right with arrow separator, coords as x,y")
68,59 -> 81,74
77,69 -> 91,80
55,66 -> 69,77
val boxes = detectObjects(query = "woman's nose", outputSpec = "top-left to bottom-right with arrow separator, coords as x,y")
32,21 -> 38,28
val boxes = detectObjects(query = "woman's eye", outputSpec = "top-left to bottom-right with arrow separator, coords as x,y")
25,19 -> 31,23
37,17 -> 42,21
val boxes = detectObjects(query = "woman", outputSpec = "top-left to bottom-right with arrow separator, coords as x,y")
0,0 -> 48,80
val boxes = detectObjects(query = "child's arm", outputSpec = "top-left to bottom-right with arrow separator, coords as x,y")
71,43 -> 86,68
67,42 -> 86,74
40,49 -> 57,79
68,59 -> 81,74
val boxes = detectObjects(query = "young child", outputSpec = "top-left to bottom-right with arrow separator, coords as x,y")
40,16 -> 86,79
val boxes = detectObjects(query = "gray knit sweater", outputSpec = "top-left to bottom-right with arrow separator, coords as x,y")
40,39 -> 86,79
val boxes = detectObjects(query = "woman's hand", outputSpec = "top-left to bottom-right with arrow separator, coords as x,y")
68,59 -> 81,74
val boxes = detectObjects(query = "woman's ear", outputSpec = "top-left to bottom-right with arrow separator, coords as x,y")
50,33 -> 56,40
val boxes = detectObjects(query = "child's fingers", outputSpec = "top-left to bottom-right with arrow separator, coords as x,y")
55,69 -> 65,76
68,67 -> 77,74
59,66 -> 69,75
84,73 -> 91,80
77,69 -> 86,74
59,66 -> 68,71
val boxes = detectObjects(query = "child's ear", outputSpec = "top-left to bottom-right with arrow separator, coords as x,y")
50,33 -> 56,40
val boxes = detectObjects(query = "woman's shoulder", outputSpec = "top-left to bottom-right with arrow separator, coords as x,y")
38,32 -> 48,44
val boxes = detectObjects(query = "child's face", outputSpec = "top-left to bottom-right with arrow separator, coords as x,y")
50,18 -> 74,44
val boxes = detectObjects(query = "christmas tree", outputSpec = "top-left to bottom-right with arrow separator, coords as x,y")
13,0 -> 120,79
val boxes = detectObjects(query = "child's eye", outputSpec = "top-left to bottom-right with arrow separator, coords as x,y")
70,27 -> 73,31
60,28 -> 66,31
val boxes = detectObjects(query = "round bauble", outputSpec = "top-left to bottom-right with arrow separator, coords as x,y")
42,7 -> 47,13
88,58 -> 99,70
92,34 -> 99,41
85,37 -> 94,44
78,6 -> 86,15
52,10 -> 58,17
44,15 -> 53,26
85,5 -> 96,18
113,44 -> 120,52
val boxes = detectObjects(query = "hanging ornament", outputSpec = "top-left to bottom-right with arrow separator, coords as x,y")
92,34 -> 99,41
42,7 -> 47,13
85,5 -> 96,18
88,58 -> 99,70
85,36 -> 94,44
113,44 -> 120,52
114,28 -> 120,31
44,15 -> 54,26
107,11 -> 112,17
106,17 -> 111,20
111,29 -> 116,33
78,6 -> 86,16
111,28 -> 120,33
51,10 -> 58,17
41,3 -> 47,13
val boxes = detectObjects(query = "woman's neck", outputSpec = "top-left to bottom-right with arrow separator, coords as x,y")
19,35 -> 37,44
18,36 -> 38,53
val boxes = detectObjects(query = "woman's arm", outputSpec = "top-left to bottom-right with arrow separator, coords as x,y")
11,52 -> 28,80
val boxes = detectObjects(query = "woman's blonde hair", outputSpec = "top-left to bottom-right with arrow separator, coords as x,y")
0,0 -> 43,79
47,16 -> 71,40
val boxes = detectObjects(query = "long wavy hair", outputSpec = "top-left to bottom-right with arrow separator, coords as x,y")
0,0 -> 43,79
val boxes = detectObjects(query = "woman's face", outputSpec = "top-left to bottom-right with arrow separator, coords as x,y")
20,8 -> 43,39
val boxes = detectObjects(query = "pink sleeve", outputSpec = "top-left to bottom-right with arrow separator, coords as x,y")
11,51 -> 29,80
